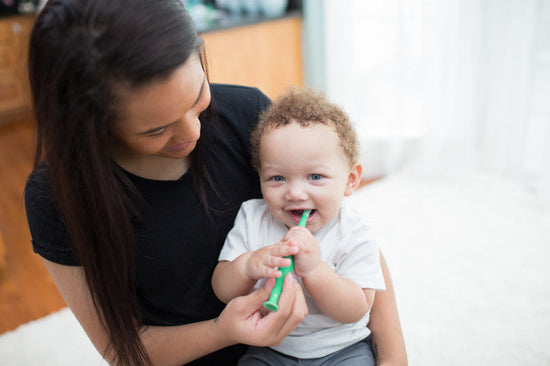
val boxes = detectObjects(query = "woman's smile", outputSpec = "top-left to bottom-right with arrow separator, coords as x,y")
167,141 -> 193,152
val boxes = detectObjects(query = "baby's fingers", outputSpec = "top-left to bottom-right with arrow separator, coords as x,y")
247,261 -> 281,279
271,242 -> 299,258
262,267 -> 283,278
266,255 -> 292,269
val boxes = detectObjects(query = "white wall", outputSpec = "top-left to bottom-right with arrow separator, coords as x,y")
303,0 -> 550,204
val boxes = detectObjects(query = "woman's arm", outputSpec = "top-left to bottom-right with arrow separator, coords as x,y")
43,259 -> 307,366
368,252 -> 408,366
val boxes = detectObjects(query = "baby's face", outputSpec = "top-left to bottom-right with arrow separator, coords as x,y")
259,121 -> 359,233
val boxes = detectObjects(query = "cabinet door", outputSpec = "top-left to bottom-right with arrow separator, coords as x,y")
0,71 -> 25,113
0,19 -> 16,72
0,16 -> 34,118
201,17 -> 303,100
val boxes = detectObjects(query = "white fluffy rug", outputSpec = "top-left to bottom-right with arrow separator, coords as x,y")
1,170 -> 549,365
0,307 -> 106,365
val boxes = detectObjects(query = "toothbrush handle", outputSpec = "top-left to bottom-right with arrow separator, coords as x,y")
263,210 -> 311,312
263,256 -> 294,312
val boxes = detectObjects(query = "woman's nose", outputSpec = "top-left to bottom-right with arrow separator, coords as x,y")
172,116 -> 200,141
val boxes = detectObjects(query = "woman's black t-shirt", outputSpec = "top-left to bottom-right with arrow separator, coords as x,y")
24,84 -> 271,365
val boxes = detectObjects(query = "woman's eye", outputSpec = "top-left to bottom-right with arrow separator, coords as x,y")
271,176 -> 285,182
309,174 -> 323,181
148,128 -> 167,137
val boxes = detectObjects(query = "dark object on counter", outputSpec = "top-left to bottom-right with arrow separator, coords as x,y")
0,0 -> 20,16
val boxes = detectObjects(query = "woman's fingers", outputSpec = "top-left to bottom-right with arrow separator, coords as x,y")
266,274 -> 308,343
231,274 -> 306,346
248,277 -> 275,307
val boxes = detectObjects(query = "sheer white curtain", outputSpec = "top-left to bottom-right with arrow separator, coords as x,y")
304,0 -> 550,204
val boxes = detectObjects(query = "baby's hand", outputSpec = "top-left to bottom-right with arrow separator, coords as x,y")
245,242 -> 299,280
283,227 -> 321,277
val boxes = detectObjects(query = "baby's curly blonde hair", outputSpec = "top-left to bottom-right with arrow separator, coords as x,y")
251,87 -> 360,171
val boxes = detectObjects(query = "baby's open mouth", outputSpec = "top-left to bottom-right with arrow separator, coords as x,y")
290,209 -> 315,217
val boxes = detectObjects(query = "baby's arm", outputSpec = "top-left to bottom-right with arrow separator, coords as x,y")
285,227 -> 374,324
212,253 -> 257,304
212,243 -> 299,303
303,264 -> 375,323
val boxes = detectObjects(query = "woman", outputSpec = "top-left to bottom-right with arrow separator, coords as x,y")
24,0 -> 406,365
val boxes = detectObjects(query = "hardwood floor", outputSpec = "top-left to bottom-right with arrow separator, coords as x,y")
0,113 -> 66,334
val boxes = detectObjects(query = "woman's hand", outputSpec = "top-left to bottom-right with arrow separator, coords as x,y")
215,273 -> 308,347
245,242 -> 299,280
283,226 -> 320,277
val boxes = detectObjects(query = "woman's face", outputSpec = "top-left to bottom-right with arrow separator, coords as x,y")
110,53 -> 211,162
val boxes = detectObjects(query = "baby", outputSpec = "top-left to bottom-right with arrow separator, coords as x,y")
212,87 -> 385,365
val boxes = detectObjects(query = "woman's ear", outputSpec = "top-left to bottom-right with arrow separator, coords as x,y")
344,162 -> 363,196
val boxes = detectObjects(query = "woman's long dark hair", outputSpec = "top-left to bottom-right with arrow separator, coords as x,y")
28,1 -> 205,364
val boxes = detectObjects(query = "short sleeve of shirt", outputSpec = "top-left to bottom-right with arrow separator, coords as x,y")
24,167 -> 79,265
333,204 -> 385,291
218,203 -> 250,262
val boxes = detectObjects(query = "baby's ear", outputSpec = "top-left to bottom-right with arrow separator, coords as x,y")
344,162 -> 363,196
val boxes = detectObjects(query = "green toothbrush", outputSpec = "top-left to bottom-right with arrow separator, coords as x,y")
263,209 -> 311,312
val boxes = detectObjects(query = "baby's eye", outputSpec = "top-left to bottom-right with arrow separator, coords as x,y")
309,174 -> 323,181
271,175 -> 285,182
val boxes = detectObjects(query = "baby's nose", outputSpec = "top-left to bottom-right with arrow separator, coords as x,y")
285,181 -> 308,201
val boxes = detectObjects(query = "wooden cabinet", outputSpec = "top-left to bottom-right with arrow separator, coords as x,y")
0,14 -> 302,121
0,15 -> 34,120
0,229 -> 5,268
201,16 -> 303,100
